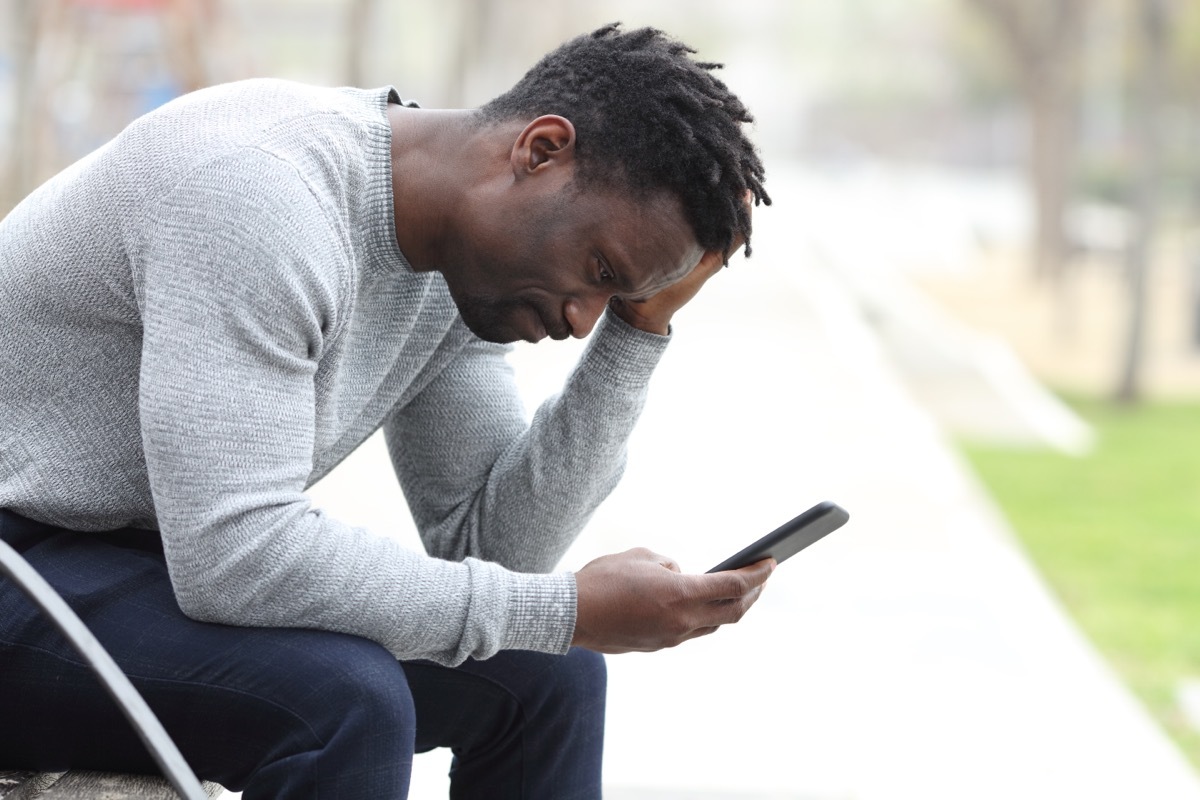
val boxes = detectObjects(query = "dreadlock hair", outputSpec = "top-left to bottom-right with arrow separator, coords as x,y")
478,23 -> 771,259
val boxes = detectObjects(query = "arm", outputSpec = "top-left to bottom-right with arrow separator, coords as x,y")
385,305 -> 669,574
137,151 -> 570,665
387,223 -> 770,653
385,205 -> 746,572
572,229 -> 775,652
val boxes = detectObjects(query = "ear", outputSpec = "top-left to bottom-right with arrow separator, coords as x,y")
510,115 -> 576,179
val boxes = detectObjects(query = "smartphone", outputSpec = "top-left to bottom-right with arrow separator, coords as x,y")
706,501 -> 849,573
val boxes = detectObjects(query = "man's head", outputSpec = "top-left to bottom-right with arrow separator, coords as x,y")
448,165 -> 704,343
479,23 -> 770,259
417,23 -> 769,344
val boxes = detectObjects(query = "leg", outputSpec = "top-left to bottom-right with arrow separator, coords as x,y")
406,647 -> 606,800
0,511 -> 415,799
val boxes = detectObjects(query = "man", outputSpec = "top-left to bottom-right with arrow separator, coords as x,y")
0,23 -> 771,799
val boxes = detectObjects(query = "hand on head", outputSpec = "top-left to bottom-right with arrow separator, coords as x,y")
609,191 -> 754,336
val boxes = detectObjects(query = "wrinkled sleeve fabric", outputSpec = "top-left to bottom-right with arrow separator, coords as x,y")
386,306 -> 671,575
136,149 -> 572,665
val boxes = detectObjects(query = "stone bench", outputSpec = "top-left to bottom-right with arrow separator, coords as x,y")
0,770 -> 223,799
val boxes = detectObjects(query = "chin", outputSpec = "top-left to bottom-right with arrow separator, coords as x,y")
456,305 -> 523,344
454,292 -> 546,344
447,291 -> 504,342
453,310 -> 510,343
470,324 -> 521,345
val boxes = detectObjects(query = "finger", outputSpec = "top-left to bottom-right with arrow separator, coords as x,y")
702,250 -> 728,277
690,559 -> 774,600
726,230 -> 747,261
671,249 -> 721,288
725,192 -> 753,260
685,584 -> 764,632
683,573 -> 747,602
687,625 -> 721,641
667,624 -> 721,649
712,584 -> 765,623
732,557 -> 775,587
740,556 -> 776,579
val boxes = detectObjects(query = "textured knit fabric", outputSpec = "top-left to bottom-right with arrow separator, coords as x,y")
0,79 -> 670,665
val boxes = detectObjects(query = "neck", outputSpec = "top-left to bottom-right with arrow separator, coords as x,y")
386,106 -> 508,273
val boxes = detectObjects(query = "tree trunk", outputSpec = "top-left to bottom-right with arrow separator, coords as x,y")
967,0 -> 1085,283
7,0 -> 38,213
1115,0 -> 1170,405
446,0 -> 491,107
1027,50 -> 1078,283
1027,55 -> 1083,341
345,0 -> 374,87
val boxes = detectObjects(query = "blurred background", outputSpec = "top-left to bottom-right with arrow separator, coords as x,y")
3,0 -> 1200,797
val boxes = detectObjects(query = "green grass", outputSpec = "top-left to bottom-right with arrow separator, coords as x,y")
960,395 -> 1200,769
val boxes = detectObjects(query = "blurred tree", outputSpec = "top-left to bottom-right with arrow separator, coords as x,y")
13,0 -> 216,189
1115,0 -> 1173,405
447,0 -> 574,107
345,0 -> 374,86
966,0 -> 1086,281
447,0 -> 492,107
7,0 -> 38,212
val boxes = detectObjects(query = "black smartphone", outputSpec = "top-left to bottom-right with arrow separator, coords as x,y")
706,501 -> 850,573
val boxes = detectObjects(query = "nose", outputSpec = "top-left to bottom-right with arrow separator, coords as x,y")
563,293 -> 610,339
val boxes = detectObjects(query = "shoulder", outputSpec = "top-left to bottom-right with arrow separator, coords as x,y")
138,79 -> 389,130
111,80 -> 394,198
136,148 -> 354,338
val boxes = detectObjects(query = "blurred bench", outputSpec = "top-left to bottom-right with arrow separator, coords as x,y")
0,769 -> 223,798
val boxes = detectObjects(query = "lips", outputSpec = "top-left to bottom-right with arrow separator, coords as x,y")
543,313 -> 571,341
522,305 -> 548,343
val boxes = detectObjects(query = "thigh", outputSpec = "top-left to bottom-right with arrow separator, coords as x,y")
0,513 -> 412,791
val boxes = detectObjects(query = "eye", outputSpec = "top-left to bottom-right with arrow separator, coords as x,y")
597,255 -> 615,283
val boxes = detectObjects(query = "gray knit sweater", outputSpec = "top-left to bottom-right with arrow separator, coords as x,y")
0,80 -> 669,665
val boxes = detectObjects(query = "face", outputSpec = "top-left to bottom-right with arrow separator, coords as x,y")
443,181 -> 703,344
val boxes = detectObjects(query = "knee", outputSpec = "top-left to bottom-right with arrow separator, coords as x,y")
322,636 -> 414,729
562,647 -> 606,695
537,648 -> 606,758
554,647 -> 607,714
473,647 -> 607,724
276,633 -> 415,753
147,632 -> 415,793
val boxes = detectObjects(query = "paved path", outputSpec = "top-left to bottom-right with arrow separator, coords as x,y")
305,175 -> 1200,798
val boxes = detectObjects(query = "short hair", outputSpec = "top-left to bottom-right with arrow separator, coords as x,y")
479,23 -> 771,259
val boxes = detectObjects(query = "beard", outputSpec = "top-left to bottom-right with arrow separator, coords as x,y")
454,292 -> 542,344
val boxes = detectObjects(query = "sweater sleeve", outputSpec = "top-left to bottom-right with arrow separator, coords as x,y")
136,149 -> 572,665
385,305 -> 671,574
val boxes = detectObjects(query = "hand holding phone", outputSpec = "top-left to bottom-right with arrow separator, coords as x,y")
570,501 -> 848,654
707,501 -> 849,573
571,547 -> 771,653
